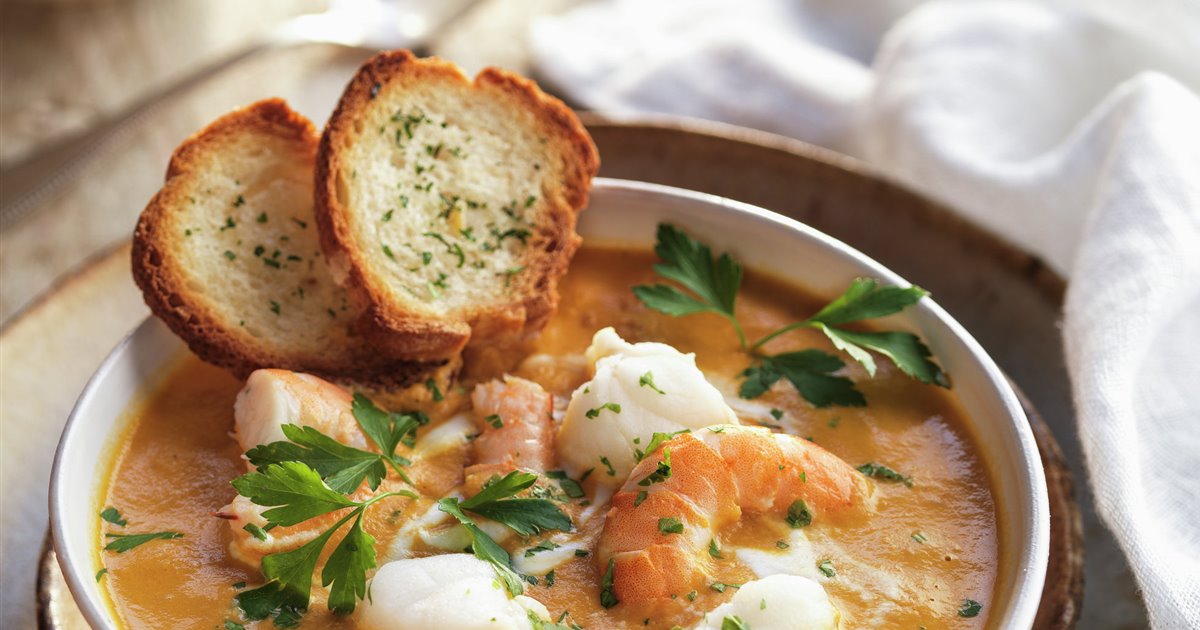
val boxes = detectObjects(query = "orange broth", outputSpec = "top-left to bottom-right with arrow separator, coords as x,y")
99,245 -> 998,629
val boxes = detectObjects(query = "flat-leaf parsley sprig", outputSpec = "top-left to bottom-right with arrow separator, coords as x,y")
632,223 -> 948,408
438,471 -> 574,596
231,461 -> 417,623
245,394 -> 427,492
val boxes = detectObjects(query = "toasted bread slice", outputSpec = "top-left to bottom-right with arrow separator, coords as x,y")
132,98 -> 442,386
315,51 -> 600,361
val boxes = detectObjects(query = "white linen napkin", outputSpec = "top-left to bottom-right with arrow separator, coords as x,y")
532,1 -> 1200,626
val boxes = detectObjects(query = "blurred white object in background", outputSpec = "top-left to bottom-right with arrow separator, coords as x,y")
534,1 -> 1200,628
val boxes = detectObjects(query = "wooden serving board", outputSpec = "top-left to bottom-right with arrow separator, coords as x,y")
25,118 -> 1091,628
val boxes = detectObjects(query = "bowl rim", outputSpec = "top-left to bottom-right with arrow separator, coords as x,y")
50,176 -> 1050,629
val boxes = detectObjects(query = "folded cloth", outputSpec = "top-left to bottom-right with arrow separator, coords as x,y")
533,1 -> 1200,626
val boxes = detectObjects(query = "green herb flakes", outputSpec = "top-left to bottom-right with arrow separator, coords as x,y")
786,499 -> 812,528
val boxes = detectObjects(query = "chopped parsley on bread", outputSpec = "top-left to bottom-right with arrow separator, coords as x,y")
314,51 -> 600,361
131,98 -> 442,385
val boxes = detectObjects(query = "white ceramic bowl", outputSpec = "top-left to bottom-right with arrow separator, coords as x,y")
51,177 -> 1049,628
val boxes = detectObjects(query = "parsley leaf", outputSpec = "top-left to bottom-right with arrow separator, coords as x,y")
351,393 -> 427,458
437,498 -> 524,596
722,616 -> 750,630
817,559 -> 836,578
786,499 -> 813,528
658,517 -> 684,535
100,507 -> 126,527
755,278 -> 947,386
632,224 -> 948,408
634,430 -> 687,462
437,472 -> 573,595
637,448 -> 673,487
321,513 -> 376,613
525,541 -> 561,557
245,425 -> 390,494
231,460 -> 411,620
245,394 -> 426,493
103,531 -> 183,553
231,462 -> 357,526
458,471 -> 573,536
739,350 -> 865,407
857,462 -> 914,487
958,599 -> 983,618
633,223 -> 745,347
600,558 -> 619,608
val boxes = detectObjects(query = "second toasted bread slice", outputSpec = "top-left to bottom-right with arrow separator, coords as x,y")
315,51 -> 600,361
132,98 -> 440,385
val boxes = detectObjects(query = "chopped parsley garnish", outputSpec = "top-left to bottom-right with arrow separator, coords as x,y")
382,244 -> 396,260
438,473 -> 570,597
600,456 -> 616,476
544,470 -> 585,499
525,541 -> 561,557
637,448 -> 672,487
634,490 -> 648,507
545,570 -> 556,587
633,224 -> 946,408
817,559 -> 836,577
911,531 -> 928,544
686,590 -> 698,601
95,568 -> 108,581
502,266 -> 525,288
257,212 -> 268,223
425,378 -> 444,402
438,476 -> 572,593
424,232 -> 465,268
232,462 -> 410,620
244,393 -> 426,490
485,414 -> 503,429
224,621 -> 246,630
634,430 -> 686,462
958,599 -> 983,617
103,531 -> 183,553
638,371 -> 666,394
244,523 -> 269,541
708,539 -> 723,559
100,507 -> 126,527
223,250 -> 236,261
658,517 -> 684,535
291,218 -> 307,229
585,402 -> 621,419
525,195 -> 537,208
234,195 -> 245,207
268,300 -> 280,315
722,616 -> 750,630
599,558 -> 619,608
775,539 -> 790,549
786,499 -> 812,528
710,582 -> 741,593
263,258 -> 281,269
856,462 -> 913,487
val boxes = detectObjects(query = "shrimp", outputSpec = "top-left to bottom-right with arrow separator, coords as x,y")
464,376 -> 555,491
596,425 -> 869,604
222,369 -> 416,566
232,368 -> 367,453
359,554 -> 550,630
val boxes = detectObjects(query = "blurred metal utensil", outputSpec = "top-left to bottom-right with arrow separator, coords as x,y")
0,0 -> 479,232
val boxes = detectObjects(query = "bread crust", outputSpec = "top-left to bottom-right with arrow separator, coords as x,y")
314,50 -> 600,361
132,98 -> 445,387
